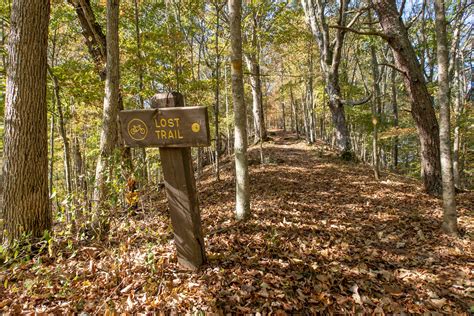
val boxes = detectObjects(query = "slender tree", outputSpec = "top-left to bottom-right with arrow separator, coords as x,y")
434,0 -> 458,235
2,0 -> 51,242
93,0 -> 120,217
229,0 -> 250,220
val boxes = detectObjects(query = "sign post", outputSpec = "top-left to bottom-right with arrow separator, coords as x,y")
119,92 -> 208,270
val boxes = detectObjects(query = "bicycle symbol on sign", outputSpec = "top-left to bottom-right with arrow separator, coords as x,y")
127,118 -> 148,141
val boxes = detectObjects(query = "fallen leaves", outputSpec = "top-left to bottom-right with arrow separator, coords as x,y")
0,131 -> 472,314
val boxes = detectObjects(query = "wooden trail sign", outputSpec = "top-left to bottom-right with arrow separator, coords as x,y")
119,107 -> 210,148
119,92 -> 207,270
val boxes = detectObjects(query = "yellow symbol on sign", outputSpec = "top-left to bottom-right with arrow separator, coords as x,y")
128,118 -> 148,141
191,122 -> 201,133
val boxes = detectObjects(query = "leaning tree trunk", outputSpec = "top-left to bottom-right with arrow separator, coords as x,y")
373,0 -> 442,195
2,0 -> 51,243
68,0 -> 132,181
229,0 -> 250,220
434,0 -> 458,235
93,0 -> 120,214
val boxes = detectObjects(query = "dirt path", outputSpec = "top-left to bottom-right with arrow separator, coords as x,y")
0,131 -> 472,314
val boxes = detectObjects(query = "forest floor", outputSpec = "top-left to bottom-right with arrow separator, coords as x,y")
0,131 -> 473,314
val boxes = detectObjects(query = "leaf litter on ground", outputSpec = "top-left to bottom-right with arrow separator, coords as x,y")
0,131 -> 472,314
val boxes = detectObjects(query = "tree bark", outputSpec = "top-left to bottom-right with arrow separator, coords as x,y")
229,0 -> 250,220
67,0 -> 107,79
391,65 -> 399,169
93,0 -> 120,215
49,69 -> 73,201
434,0 -> 458,235
3,0 -> 51,242
290,84 -> 299,137
73,137 -> 87,210
373,0 -> 442,195
369,36 -> 380,180
301,0 -> 351,155
244,10 -> 267,144
133,0 -> 148,185
69,0 -> 132,181
214,2 -> 221,181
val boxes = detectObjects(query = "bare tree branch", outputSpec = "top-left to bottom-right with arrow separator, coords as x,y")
378,63 -> 407,77
341,94 -> 372,106
328,25 -> 388,40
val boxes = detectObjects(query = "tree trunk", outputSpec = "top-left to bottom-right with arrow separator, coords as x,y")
214,2 -> 221,181
290,85 -> 299,137
373,0 -> 442,195
93,0 -> 120,216
69,0 -> 132,181
452,49 -> 463,188
229,0 -> 250,220
245,11 -> 267,143
245,54 -> 266,143
281,102 -> 286,132
2,0 -> 51,242
73,137 -> 87,211
49,70 -> 73,201
224,63 -> 232,156
49,115 -> 55,198
391,65 -> 399,169
301,0 -> 351,155
133,0 -> 148,185
327,84 -> 350,154
67,0 -> 107,79
307,46 -> 316,143
369,37 -> 380,180
434,0 -> 458,235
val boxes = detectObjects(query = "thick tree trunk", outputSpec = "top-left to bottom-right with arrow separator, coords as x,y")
373,0 -> 442,195
229,0 -> 250,220
3,0 -> 51,242
93,0 -> 120,214
327,77 -> 350,154
434,0 -> 458,235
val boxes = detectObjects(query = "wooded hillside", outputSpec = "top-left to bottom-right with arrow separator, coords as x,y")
0,0 -> 472,313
